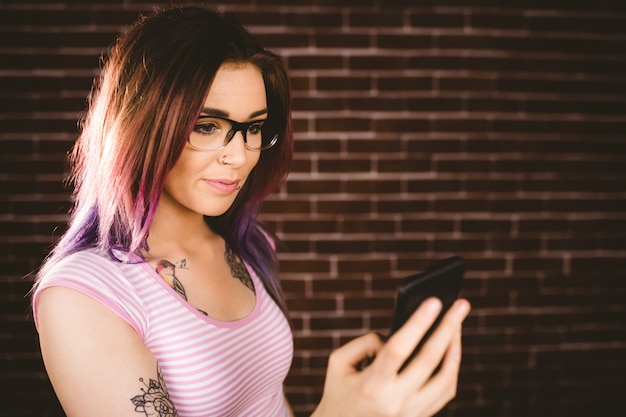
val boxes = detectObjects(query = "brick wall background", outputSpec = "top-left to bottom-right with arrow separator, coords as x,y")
1,1 -> 625,416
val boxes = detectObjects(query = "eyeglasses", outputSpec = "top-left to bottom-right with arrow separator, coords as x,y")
189,115 -> 279,152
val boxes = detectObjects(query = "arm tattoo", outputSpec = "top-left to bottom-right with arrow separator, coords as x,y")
155,259 -> 207,315
131,367 -> 178,416
225,246 -> 255,293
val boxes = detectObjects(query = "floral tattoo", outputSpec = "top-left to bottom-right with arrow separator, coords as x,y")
131,368 -> 177,417
225,246 -> 255,293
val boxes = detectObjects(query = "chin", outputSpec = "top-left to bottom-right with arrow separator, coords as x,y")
200,200 -> 237,218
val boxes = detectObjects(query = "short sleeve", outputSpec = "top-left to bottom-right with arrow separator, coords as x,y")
32,250 -> 148,339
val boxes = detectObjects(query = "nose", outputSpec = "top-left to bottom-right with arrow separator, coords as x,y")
222,130 -> 249,166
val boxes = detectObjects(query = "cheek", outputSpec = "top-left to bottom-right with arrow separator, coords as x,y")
164,152 -> 202,189
249,151 -> 261,169
243,152 -> 261,179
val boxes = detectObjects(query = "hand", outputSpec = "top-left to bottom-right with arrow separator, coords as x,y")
312,297 -> 471,417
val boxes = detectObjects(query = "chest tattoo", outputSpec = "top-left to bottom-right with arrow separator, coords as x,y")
225,246 -> 255,293
153,247 -> 253,315
156,260 -> 187,299
155,259 -> 207,316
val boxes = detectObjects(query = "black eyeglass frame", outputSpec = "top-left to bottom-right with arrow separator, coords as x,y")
189,115 -> 279,152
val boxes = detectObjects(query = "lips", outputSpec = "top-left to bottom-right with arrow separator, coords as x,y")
204,179 -> 241,194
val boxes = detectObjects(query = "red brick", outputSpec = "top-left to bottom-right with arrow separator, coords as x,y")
470,12 -> 525,30
378,76 -> 432,91
314,238 -> 370,254
0,30 -> 118,48
373,117 -> 429,133
410,11 -> 464,28
376,34 -> 432,49
256,33 -> 309,48
310,316 -> 364,331
348,11 -> 404,27
318,158 -> 371,173
286,180 -> 341,194
315,33 -> 370,48
527,15 -> 626,34
432,117 -> 490,133
373,238 -> 429,253
349,55 -> 411,70
312,277 -> 366,292
345,180 -> 402,194
317,200 -> 371,214
346,137 -> 403,153
408,97 -> 463,112
293,139 -> 341,153
433,198 -> 490,212
318,76 -> 372,91
342,219 -> 396,234
292,97 -> 344,111
376,199 -> 429,214
262,199 -> 311,214
347,97 -> 405,112
285,12 -> 342,28
407,179 -> 461,193
288,55 -> 343,70
4,3 -> 626,416
407,138 -> 463,153
279,259 -> 331,274
344,296 -> 394,311
283,219 -> 338,234
316,117 -> 372,132
401,219 -> 455,233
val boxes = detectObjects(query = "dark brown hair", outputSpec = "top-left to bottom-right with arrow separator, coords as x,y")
39,6 -> 294,315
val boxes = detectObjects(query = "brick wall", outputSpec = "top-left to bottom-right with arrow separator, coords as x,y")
1,1 -> 625,416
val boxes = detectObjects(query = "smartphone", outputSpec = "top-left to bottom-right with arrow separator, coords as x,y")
389,256 -> 465,372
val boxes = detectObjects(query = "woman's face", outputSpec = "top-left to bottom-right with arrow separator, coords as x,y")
160,62 -> 266,218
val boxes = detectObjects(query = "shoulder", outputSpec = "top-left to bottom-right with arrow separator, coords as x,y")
43,248 -> 140,279
33,249 -> 148,336
37,249 -> 133,295
44,249 -> 121,274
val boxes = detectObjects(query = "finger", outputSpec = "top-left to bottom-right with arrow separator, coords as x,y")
408,326 -> 464,416
373,298 -> 442,378
327,332 -> 384,376
401,299 -> 470,385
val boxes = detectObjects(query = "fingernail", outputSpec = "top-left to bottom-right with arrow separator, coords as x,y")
455,300 -> 470,316
424,297 -> 442,313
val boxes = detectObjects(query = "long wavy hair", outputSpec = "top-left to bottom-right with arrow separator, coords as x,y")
35,6 -> 293,315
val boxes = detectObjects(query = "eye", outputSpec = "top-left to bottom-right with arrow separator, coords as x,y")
247,122 -> 264,135
193,122 -> 220,135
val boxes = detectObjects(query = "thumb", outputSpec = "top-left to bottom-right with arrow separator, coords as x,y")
327,332 -> 384,375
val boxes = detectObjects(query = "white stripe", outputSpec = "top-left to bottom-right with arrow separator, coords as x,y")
38,249 -> 293,416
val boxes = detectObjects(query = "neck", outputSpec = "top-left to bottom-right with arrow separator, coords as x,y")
145,198 -> 220,259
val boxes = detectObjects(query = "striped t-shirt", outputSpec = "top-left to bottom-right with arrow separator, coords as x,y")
33,249 -> 293,417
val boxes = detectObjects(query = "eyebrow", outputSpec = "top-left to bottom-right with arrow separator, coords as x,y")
199,107 -> 268,120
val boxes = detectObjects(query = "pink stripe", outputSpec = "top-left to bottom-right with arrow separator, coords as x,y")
36,249 -> 293,416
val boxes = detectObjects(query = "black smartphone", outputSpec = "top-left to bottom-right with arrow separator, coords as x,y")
389,256 -> 465,372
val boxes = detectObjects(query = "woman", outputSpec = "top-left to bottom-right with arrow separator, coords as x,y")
32,6 -> 470,417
